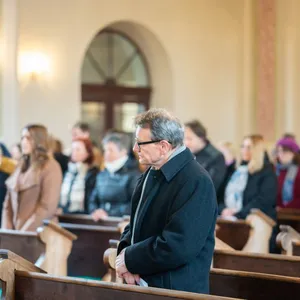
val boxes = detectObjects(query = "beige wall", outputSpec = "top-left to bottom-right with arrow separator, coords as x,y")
0,0 -> 20,146
14,0 -> 258,147
276,0 -> 300,140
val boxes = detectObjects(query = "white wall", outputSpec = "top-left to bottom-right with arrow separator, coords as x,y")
15,0 -> 255,147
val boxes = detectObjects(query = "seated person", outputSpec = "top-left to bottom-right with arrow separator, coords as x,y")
89,132 -> 140,219
184,120 -> 226,194
60,138 -> 98,214
50,137 -> 69,176
276,137 -> 300,209
217,141 -> 236,204
219,134 -> 277,221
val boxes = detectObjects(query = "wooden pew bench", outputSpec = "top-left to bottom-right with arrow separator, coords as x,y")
210,268 -> 300,300
216,219 -> 250,250
291,240 -> 300,256
213,249 -> 300,277
103,246 -> 300,300
277,208 -> 300,232
216,209 -> 275,253
276,224 -> 300,256
0,222 -> 76,276
49,221 -> 121,278
0,229 -> 44,263
58,214 -> 123,227
0,250 -> 240,300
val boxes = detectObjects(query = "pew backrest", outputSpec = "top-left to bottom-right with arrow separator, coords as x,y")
292,240 -> 300,256
277,208 -> 300,232
0,250 -> 45,299
276,225 -> 300,255
50,221 -> 121,278
210,268 -> 300,300
213,248 -> 300,277
216,219 -> 251,250
0,229 -> 44,263
58,214 -> 123,227
14,270 -> 242,300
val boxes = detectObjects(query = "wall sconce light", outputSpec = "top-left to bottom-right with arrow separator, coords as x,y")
19,52 -> 50,81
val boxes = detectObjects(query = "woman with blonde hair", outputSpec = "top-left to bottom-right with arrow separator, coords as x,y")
1,124 -> 62,231
219,134 -> 277,220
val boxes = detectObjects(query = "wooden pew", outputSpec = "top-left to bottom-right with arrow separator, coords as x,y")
292,240 -> 300,256
216,219 -> 250,250
276,224 -> 300,256
213,249 -> 300,277
104,243 -> 300,282
103,246 -> 300,300
0,221 -> 76,276
277,207 -> 300,232
102,238 -> 233,283
58,214 -> 123,227
210,268 -> 300,300
0,250 -> 45,299
0,250 -> 240,300
216,209 -> 275,253
58,214 -> 130,234
47,221 -> 121,278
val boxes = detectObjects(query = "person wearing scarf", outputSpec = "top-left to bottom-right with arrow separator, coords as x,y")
88,132 -> 140,219
276,137 -> 300,209
59,138 -> 98,214
219,134 -> 277,221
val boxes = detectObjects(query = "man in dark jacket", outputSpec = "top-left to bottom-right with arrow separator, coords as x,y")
184,120 -> 226,194
116,109 -> 217,294
0,143 -> 11,224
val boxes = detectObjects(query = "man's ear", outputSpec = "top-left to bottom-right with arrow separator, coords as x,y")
160,140 -> 172,154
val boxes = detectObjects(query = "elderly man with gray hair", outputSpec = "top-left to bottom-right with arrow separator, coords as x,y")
116,108 -> 217,294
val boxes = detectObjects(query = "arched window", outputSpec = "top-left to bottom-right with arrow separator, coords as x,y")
81,29 -> 151,143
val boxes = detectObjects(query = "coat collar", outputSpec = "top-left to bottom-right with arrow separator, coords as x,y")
160,148 -> 195,182
6,166 -> 40,192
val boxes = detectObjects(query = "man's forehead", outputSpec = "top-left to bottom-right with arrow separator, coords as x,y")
135,127 -> 151,139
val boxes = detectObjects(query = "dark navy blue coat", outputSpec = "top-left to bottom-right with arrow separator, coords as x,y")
118,148 -> 217,294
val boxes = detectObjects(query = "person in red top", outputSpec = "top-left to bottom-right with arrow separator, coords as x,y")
276,137 -> 300,208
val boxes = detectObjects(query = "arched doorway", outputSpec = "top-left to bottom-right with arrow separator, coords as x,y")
81,29 -> 152,144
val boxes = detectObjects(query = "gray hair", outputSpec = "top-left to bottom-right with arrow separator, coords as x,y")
102,132 -> 131,152
134,108 -> 184,148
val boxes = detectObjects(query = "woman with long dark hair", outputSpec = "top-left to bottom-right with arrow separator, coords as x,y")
1,124 -> 62,231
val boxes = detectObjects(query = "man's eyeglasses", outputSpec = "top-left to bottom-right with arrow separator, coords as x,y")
135,139 -> 171,151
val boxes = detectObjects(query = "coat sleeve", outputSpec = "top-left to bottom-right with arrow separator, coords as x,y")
88,182 -> 100,213
208,154 -> 226,192
84,169 -> 98,213
124,174 -> 217,276
117,223 -> 132,255
20,161 -> 62,231
1,191 -> 14,229
235,167 -> 277,219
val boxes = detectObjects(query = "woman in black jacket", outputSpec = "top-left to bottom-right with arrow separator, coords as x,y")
59,138 -> 98,214
89,132 -> 140,219
219,134 -> 277,221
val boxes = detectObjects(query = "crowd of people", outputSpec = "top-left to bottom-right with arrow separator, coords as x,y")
0,112 -> 299,247
0,108 -> 300,292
